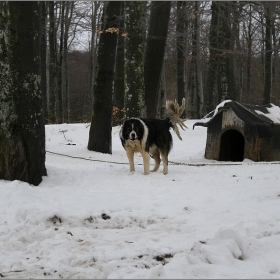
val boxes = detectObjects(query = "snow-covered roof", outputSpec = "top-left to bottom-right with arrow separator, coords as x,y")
194,100 -> 280,128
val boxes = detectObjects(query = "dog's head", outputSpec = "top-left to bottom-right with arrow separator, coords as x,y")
119,118 -> 145,142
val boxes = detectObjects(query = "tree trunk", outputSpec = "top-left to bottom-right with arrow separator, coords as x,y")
158,61 -> 167,119
217,2 -> 236,102
0,2 -> 46,186
63,1 -> 74,123
205,2 -> 218,113
124,1 -> 145,119
246,3 -> 253,102
144,1 -> 171,118
177,1 -> 187,118
205,2 -> 236,112
195,2 -> 204,118
87,1 -> 121,154
113,2 -> 125,126
188,2 -> 204,119
48,1 -> 57,123
40,2 -> 48,124
263,2 -> 273,105
89,1 -> 101,108
231,2 -> 243,102
57,2 -> 65,123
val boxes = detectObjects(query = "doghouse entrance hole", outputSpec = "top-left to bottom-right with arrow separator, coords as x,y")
219,130 -> 244,161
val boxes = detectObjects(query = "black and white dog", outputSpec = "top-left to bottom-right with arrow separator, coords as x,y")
119,99 -> 187,175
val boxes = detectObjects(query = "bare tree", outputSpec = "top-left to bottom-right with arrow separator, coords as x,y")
263,1 -> 274,104
48,1 -> 57,123
144,1 -> 171,118
205,2 -> 236,112
188,1 -> 204,118
89,2 -> 102,108
63,1 -> 75,123
87,1 -> 121,154
176,1 -> 187,118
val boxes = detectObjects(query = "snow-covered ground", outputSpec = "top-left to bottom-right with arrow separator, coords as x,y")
1,120 -> 280,279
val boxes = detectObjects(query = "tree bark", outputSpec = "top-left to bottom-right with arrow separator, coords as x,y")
87,1 -> 121,154
89,1 -> 101,109
177,1 -> 187,118
57,2 -> 65,123
113,2 -> 125,126
263,2 -> 273,105
0,2 -> 46,186
48,1 -> 57,123
40,2 -> 48,124
205,2 -> 218,113
246,3 -> 253,102
188,2 -> 204,119
144,1 -> 171,118
205,2 -> 236,112
124,1 -> 145,119
63,1 -> 74,123
195,2 -> 204,118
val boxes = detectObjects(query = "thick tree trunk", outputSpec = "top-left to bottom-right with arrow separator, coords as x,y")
205,2 -> 218,113
41,2 -> 48,124
217,2 -> 236,102
205,2 -> 236,113
188,2 -> 204,119
231,2 -> 243,102
124,1 -> 145,119
158,61 -> 167,119
113,2 -> 125,126
48,1 -> 57,123
0,2 -> 46,186
87,1 -> 121,154
89,2 -> 101,109
144,1 -> 171,118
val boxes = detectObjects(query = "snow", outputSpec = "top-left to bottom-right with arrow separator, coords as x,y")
255,104 -> 280,124
195,100 -> 232,124
198,100 -> 280,126
1,119 -> 280,279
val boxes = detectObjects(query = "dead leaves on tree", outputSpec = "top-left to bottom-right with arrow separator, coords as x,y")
97,27 -> 127,37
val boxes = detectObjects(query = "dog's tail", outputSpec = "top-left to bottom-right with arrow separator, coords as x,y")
166,98 -> 188,140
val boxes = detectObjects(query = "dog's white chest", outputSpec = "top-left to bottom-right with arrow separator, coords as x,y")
125,139 -> 143,152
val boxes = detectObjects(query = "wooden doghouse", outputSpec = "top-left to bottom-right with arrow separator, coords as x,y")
193,100 -> 280,162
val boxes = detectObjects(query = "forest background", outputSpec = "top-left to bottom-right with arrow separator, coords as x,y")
36,1 -> 280,123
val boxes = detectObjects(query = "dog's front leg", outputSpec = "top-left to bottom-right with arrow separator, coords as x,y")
141,151 -> 150,175
161,153 -> 168,175
126,149 -> 135,172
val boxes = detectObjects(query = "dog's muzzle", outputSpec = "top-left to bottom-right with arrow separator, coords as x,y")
130,132 -> 137,140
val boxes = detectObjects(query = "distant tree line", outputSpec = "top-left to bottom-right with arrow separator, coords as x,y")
33,1 -> 280,123
1,1 -> 280,185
